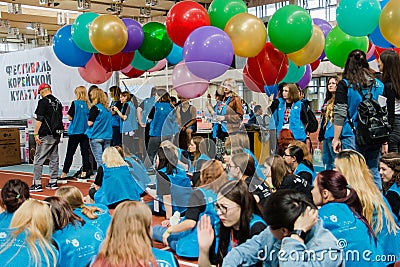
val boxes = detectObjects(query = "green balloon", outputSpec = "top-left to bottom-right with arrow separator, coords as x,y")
325,26 -> 368,68
282,60 -> 306,83
138,22 -> 173,61
268,5 -> 312,54
208,0 -> 247,30
71,12 -> 99,53
131,50 -> 157,71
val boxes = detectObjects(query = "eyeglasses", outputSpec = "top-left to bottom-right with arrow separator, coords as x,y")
215,203 -> 238,214
224,149 -> 231,156
226,164 -> 236,171
283,154 -> 292,158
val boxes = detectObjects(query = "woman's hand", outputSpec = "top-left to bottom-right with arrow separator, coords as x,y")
294,206 -> 318,232
161,219 -> 170,227
162,229 -> 171,246
197,215 -> 215,252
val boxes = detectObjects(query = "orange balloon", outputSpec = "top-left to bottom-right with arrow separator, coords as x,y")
288,25 -> 325,66
224,13 -> 267,58
89,15 -> 128,55
380,0 -> 400,48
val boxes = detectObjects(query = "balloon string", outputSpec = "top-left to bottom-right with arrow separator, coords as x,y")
256,57 -> 267,85
274,54 -> 287,86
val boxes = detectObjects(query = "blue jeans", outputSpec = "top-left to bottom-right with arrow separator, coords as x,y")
341,136 -> 356,150
152,225 -> 178,251
322,138 -> 336,170
357,144 -> 382,190
90,139 -> 111,166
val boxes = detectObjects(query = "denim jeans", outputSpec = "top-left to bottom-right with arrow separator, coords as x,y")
152,225 -> 178,251
33,135 -> 60,185
322,138 -> 336,170
357,144 -> 382,190
341,136 -> 356,150
90,139 -> 111,166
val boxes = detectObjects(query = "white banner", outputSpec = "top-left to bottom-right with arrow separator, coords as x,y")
0,46 -> 117,120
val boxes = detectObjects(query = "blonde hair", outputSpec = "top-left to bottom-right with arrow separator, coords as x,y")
93,201 -> 156,267
102,147 -> 128,168
91,88 -> 109,109
2,200 -> 57,267
55,186 -> 101,220
335,150 -> 398,235
289,140 -> 313,163
74,86 -> 91,108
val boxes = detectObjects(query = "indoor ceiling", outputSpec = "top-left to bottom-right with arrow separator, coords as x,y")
0,0 -> 286,48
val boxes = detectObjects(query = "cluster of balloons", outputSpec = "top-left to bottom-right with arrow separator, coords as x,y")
53,13 -> 183,84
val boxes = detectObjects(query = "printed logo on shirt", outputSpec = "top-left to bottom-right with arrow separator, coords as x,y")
156,259 -> 173,267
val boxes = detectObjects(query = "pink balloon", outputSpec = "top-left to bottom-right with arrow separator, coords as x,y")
79,55 -> 112,84
366,43 -> 375,60
148,59 -> 167,72
172,62 -> 209,99
243,65 -> 264,93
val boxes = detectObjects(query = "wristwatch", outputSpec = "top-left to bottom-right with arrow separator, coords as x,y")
291,229 -> 307,240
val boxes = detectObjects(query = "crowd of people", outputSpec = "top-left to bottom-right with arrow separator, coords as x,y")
1,49 -> 400,266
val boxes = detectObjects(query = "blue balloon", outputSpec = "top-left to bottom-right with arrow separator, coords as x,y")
53,25 -> 92,67
264,84 -> 278,97
166,43 -> 183,65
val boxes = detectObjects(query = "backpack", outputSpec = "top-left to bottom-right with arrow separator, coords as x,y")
304,102 -> 318,133
347,84 -> 391,146
44,97 -> 63,137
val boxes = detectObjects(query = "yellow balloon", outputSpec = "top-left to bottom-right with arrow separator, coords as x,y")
380,0 -> 400,47
89,15 -> 128,56
288,25 -> 325,66
224,13 -> 267,58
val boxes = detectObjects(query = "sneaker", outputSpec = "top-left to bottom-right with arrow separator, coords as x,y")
46,182 -> 59,190
57,177 -> 68,184
29,184 -> 43,192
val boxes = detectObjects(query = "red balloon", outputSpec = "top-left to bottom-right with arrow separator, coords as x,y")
374,46 -> 400,59
243,65 -> 264,93
78,55 -> 112,84
95,51 -> 135,71
310,59 -> 321,71
121,65 -> 145,78
246,42 -> 288,86
166,1 -> 210,47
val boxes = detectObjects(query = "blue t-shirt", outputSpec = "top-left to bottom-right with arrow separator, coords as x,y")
0,211 -> 14,228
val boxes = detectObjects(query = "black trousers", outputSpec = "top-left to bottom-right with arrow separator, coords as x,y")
62,134 -> 91,174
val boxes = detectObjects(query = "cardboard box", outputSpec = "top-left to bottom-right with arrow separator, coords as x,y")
0,128 -> 21,166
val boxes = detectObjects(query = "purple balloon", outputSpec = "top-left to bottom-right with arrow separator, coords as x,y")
313,18 -> 332,60
122,18 -> 144,53
298,64 -> 312,90
183,26 -> 234,80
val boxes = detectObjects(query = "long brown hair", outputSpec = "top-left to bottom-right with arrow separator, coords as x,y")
343,50 -> 375,91
92,201 -> 156,267
199,159 -> 228,192
380,50 -> 400,99
380,152 -> 400,191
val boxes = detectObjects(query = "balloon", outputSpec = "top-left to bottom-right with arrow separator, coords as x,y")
71,12 -> 99,53
53,25 -> 92,67
297,64 -> 312,89
282,60 -> 306,83
139,22 -> 173,61
78,55 -> 112,84
325,26 -> 368,67
246,42 -> 288,86
310,59 -> 321,71
172,62 -> 209,99
366,42 -> 376,60
183,26 -> 234,80
288,25 -> 325,66
268,5 -> 313,54
380,0 -> 400,48
89,15 -> 128,56
121,65 -> 145,78
243,64 -> 264,93
264,84 -> 279,97
148,59 -> 167,72
130,50 -> 157,71
224,13 -> 267,57
374,46 -> 400,60
95,51 -> 134,71
166,43 -> 183,65
208,0 -> 248,30
313,18 -> 332,60
336,0 -> 381,37
121,18 -> 144,52
166,1 -> 210,47
369,0 -> 394,48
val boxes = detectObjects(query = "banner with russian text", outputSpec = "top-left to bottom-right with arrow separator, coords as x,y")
0,46 -> 116,120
